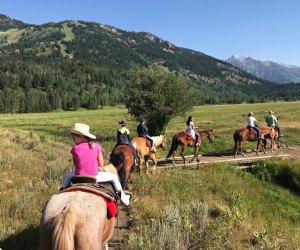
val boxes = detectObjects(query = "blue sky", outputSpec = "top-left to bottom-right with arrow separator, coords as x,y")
1,0 -> 300,66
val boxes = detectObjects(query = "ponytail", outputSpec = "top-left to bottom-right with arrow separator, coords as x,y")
186,116 -> 192,126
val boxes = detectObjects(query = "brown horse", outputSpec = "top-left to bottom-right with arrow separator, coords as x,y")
131,135 -> 167,174
166,129 -> 215,165
110,144 -> 134,190
233,127 -> 275,157
39,189 -> 115,249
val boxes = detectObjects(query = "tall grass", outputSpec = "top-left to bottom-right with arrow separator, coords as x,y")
129,165 -> 300,249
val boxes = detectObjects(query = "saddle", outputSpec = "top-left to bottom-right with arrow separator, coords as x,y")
61,177 -> 118,218
184,132 -> 201,145
116,143 -> 135,156
247,127 -> 257,135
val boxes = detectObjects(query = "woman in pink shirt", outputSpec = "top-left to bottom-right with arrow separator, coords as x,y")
62,123 -> 131,206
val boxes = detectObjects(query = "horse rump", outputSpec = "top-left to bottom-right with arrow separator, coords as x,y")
40,206 -> 77,250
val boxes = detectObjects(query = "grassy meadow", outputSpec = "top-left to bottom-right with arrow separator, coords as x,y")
0,101 -> 299,249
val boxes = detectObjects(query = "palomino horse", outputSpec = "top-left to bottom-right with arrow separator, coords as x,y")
261,127 -> 276,152
131,135 -> 167,174
166,129 -> 215,165
110,144 -> 134,190
233,127 -> 275,157
39,174 -> 117,249
268,128 -> 281,149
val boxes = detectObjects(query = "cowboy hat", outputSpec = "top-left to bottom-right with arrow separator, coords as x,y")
119,120 -> 128,126
269,111 -> 274,114
248,112 -> 254,116
70,123 -> 96,139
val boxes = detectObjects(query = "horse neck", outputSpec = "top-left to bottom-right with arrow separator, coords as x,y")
152,136 -> 162,146
198,130 -> 208,138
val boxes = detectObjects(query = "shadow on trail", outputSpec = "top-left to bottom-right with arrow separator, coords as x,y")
0,225 -> 39,250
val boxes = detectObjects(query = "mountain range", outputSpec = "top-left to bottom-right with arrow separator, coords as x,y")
0,14 -> 300,113
226,55 -> 300,84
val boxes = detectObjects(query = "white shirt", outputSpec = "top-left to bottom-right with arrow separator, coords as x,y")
247,116 -> 257,127
186,121 -> 195,137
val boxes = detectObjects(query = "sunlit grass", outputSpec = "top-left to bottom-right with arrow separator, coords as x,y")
0,102 -> 300,249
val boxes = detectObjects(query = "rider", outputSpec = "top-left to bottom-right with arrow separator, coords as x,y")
265,111 -> 283,137
247,112 -> 261,140
186,116 -> 200,147
117,120 -> 138,166
62,123 -> 131,206
137,118 -> 155,152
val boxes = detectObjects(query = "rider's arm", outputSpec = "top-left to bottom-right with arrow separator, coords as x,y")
97,151 -> 104,168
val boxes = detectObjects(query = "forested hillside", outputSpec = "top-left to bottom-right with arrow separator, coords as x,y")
0,14 -> 299,113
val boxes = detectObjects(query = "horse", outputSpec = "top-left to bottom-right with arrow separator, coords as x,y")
233,127 -> 275,157
166,129 -> 215,165
131,135 -> 167,174
273,128 -> 282,148
39,169 -> 117,249
109,144 -> 135,190
261,127 -> 276,152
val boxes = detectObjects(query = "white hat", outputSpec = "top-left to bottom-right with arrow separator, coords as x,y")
70,123 -> 96,139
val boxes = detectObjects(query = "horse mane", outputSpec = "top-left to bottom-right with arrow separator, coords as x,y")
50,206 -> 77,250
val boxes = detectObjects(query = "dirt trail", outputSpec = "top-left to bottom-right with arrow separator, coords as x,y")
108,202 -> 130,249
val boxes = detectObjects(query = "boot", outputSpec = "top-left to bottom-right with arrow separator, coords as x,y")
119,190 -> 130,207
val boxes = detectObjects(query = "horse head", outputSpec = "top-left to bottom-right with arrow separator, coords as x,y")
156,135 -> 167,151
207,129 -> 215,143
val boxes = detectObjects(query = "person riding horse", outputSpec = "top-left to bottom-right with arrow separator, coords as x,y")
117,120 -> 138,166
247,112 -> 262,140
265,111 -> 283,137
137,118 -> 155,152
186,116 -> 200,147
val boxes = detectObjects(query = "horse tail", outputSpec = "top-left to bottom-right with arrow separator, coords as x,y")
51,206 -> 76,250
233,130 -> 239,150
166,136 -> 178,158
110,150 -> 126,188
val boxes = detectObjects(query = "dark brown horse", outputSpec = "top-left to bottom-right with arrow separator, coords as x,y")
166,129 -> 215,164
233,127 -> 275,157
110,144 -> 134,190
131,135 -> 167,174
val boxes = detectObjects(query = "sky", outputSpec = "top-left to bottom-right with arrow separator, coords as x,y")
1,0 -> 300,66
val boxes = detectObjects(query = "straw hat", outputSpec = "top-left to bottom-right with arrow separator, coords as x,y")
70,123 -> 96,139
119,120 -> 128,126
248,112 -> 254,116
269,111 -> 274,114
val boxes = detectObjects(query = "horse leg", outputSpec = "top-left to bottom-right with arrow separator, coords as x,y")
145,157 -> 149,174
179,145 -> 187,164
171,150 -> 177,165
240,141 -> 245,156
138,156 -> 144,174
149,155 -> 157,173
189,147 -> 199,163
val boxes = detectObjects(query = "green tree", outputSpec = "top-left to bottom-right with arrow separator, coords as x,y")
125,67 -> 198,134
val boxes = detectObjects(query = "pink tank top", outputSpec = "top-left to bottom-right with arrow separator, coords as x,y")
71,142 -> 102,176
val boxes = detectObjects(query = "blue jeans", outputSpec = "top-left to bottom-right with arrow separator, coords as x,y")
252,126 -> 261,139
195,132 -> 200,145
